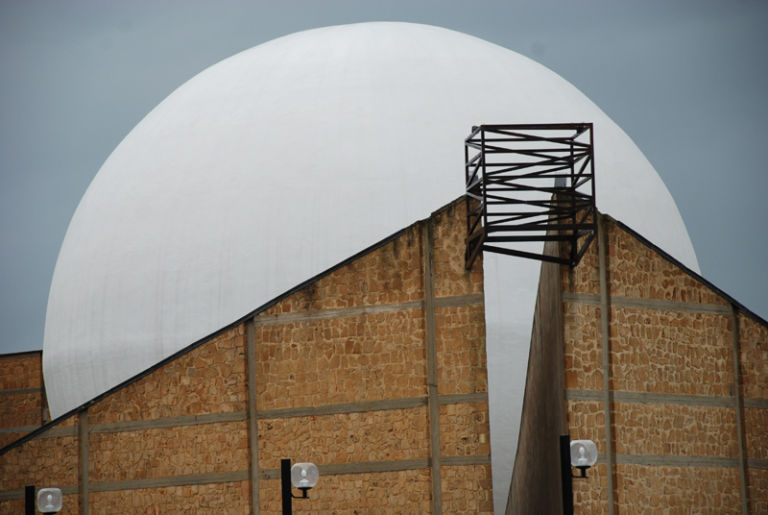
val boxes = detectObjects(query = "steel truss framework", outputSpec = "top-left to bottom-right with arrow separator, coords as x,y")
465,123 -> 597,268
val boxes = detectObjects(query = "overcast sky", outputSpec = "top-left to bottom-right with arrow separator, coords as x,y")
1,1 -> 766,355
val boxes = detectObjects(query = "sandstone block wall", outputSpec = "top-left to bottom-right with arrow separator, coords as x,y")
507,211 -> 766,513
1,197 -> 492,513
563,215 -> 767,513
0,351 -> 45,449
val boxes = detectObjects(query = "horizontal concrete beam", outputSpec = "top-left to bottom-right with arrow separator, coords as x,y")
89,470 -> 249,493
253,294 -> 483,326
609,454 -> 738,468
90,411 -> 247,434
0,485 -> 78,501
744,398 -> 768,409
37,426 -> 77,439
443,455 -> 492,466
7,393 -> 486,441
567,389 -> 736,408
258,397 -> 426,419
438,392 -> 488,405
259,455 -> 491,479
258,392 -> 487,420
434,293 -> 484,309
0,425 -> 39,435
563,292 -> 730,315
0,387 -> 42,397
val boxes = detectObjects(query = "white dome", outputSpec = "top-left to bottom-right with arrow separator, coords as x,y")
43,22 -> 697,511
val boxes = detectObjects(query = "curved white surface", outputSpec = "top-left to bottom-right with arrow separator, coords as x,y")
44,23 -> 698,511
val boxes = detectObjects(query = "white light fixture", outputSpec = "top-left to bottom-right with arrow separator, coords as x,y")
282,458 -> 320,513
36,488 -> 63,513
291,462 -> 319,492
569,439 -> 598,477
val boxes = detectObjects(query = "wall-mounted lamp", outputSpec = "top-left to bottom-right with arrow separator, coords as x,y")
281,458 -> 319,515
570,439 -> 598,477
560,435 -> 597,515
37,488 -> 63,514
25,486 -> 63,515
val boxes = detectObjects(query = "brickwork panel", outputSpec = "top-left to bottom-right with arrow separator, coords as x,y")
258,407 -> 428,470
89,421 -> 248,482
748,468 -> 768,514
0,499 -> 24,514
613,403 -> 738,457
745,407 -> 768,459
739,313 -> 768,399
0,435 -> 78,491
439,402 -> 490,457
563,233 -> 600,296
614,464 -> 741,514
566,400 -> 607,455
436,304 -> 487,395
0,494 -> 78,515
88,326 -> 247,424
0,391 -> 42,429
441,464 -> 493,514
564,302 -> 602,391
90,480 -> 250,514
255,310 -> 427,410
259,470 -> 432,513
431,202 -> 484,299
606,223 -> 728,305
0,353 -> 42,391
1,431 -> 29,449
262,226 -> 423,316
572,462 -> 611,514
610,307 -> 733,396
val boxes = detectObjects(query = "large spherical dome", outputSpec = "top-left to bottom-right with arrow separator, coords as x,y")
44,22 -> 697,510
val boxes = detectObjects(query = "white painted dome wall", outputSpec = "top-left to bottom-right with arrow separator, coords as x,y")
43,23 -> 698,513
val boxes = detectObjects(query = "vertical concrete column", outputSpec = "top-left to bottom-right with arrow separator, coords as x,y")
730,307 -> 748,514
79,409 -> 89,515
246,319 -> 260,514
597,214 -> 615,515
423,221 -> 442,513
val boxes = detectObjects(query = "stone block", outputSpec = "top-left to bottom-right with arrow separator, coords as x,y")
436,304 -> 487,395
614,464 -> 741,513
566,400 -> 606,454
744,407 -> 768,459
257,407 -> 429,469
431,201 -> 484,298
609,307 -> 733,396
90,480 -> 250,514
89,421 -> 249,482
606,223 -> 727,305
0,353 -> 42,391
88,327 -> 247,424
739,313 -> 768,400
613,403 -> 737,457
255,310 -> 427,410
0,391 -> 42,429
441,464 -> 493,514
564,302 -> 602,390
0,434 -> 78,491
259,470 -> 432,513
439,402 -> 490,457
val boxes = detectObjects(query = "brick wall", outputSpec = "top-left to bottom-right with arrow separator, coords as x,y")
0,197 -> 492,513
563,215 -> 767,513
507,212 -> 767,513
0,351 -> 45,449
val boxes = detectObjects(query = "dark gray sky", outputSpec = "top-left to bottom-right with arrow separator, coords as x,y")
1,1 -> 767,354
